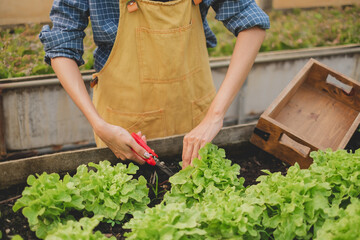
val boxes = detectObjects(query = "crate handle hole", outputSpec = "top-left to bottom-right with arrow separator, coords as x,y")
326,74 -> 353,95
279,133 -> 310,158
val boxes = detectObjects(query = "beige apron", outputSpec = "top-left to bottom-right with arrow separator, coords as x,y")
92,0 -> 216,147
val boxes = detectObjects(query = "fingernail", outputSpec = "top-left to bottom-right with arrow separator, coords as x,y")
143,152 -> 151,159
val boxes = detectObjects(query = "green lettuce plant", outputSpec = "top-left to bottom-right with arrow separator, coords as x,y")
44,216 -> 116,240
13,161 -> 149,239
309,149 -> 360,204
164,143 -> 244,206
195,186 -> 265,239
12,173 -> 84,238
71,161 -> 149,221
245,164 -> 332,239
124,202 -> 206,240
315,199 -> 360,240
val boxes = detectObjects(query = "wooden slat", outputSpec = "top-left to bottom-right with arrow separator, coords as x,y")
273,0 -> 360,9
0,123 -> 256,190
266,58 -> 314,117
250,117 -> 316,168
0,94 -> 6,157
306,61 -> 360,112
338,113 -> 360,149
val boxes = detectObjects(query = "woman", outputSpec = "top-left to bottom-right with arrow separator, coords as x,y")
40,0 -> 269,168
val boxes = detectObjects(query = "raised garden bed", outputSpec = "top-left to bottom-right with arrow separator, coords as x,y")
0,123 -> 359,239
0,143 -> 289,240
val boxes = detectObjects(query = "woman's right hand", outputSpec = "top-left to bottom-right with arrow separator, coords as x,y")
50,58 -> 147,165
95,121 -> 147,165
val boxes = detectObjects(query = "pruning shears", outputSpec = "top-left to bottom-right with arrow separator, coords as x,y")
131,132 -> 174,177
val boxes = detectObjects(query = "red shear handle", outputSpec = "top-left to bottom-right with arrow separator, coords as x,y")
131,133 -> 156,166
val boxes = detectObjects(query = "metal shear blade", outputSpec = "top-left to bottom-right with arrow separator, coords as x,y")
131,132 -> 174,177
154,157 -> 175,177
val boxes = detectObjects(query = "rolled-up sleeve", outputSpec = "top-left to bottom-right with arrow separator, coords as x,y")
212,0 -> 270,36
39,0 -> 89,66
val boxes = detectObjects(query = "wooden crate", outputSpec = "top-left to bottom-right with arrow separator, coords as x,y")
250,58 -> 360,168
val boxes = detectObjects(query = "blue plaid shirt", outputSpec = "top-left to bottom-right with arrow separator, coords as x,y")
39,0 -> 270,72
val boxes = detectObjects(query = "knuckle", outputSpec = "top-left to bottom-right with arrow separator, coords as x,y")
124,154 -> 131,160
125,139 -> 133,146
125,153 -> 135,160
187,136 -> 196,143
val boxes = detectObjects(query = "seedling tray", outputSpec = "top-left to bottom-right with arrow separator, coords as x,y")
251,58 -> 360,168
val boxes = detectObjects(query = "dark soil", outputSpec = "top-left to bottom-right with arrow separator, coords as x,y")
1,131 -> 359,239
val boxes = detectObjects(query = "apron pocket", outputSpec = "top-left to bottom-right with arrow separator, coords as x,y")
105,107 -> 166,139
191,90 -> 216,127
136,21 -> 200,83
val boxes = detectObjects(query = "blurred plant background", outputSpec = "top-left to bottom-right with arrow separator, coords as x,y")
0,5 -> 359,79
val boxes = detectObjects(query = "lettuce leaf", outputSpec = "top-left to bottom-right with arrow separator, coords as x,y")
45,216 -> 116,240
164,143 -> 244,206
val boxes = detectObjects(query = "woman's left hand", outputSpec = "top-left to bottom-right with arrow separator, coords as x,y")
182,113 -> 223,169
181,27 -> 266,169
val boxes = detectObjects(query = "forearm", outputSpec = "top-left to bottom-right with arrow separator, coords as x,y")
208,27 -> 266,119
50,57 -> 147,163
51,57 -> 105,132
